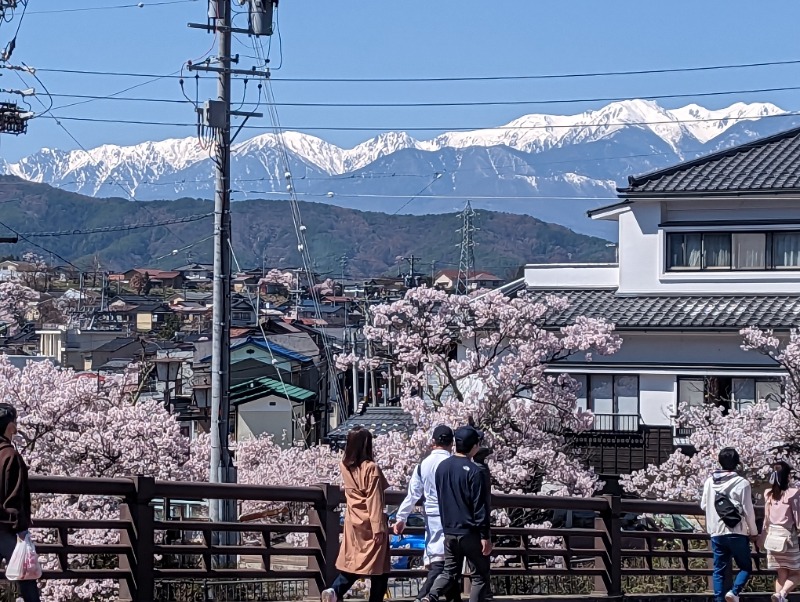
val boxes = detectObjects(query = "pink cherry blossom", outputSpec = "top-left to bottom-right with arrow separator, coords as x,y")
623,327 -> 800,501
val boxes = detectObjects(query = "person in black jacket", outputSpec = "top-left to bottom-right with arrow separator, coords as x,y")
423,426 -> 491,602
0,404 -> 40,602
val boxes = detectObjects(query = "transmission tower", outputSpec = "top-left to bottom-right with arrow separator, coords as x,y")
456,200 -> 477,294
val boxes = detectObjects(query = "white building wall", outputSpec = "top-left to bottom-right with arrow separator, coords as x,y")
613,199 -> 800,294
638,374 -> 676,427
525,263 -> 619,289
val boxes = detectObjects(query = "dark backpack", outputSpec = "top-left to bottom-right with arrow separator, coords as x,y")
714,478 -> 743,528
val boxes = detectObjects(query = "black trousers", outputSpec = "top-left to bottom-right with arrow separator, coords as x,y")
330,571 -> 388,602
428,533 -> 490,602
418,560 -> 461,602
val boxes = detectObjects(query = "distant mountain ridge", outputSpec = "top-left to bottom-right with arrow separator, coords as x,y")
0,177 -> 614,276
4,100 -> 799,238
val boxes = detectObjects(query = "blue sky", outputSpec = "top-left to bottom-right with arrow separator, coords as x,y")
3,0 -> 800,161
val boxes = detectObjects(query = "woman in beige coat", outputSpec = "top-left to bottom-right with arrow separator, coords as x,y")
322,426 -> 390,602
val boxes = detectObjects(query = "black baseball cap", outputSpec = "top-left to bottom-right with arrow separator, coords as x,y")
454,425 -> 483,451
432,425 -> 454,445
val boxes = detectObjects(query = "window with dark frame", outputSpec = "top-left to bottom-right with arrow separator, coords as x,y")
677,376 -> 782,412
666,231 -> 800,271
573,374 -> 640,432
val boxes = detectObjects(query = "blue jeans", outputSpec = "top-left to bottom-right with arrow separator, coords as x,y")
711,534 -> 752,602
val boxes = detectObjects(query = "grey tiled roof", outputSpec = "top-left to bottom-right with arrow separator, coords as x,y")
526,289 -> 800,330
619,125 -> 800,196
326,407 -> 415,447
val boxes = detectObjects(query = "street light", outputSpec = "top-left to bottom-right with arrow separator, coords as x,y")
154,356 -> 182,412
193,380 -> 211,409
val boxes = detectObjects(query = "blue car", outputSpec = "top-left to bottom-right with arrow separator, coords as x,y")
339,510 -> 427,569
389,512 -> 426,570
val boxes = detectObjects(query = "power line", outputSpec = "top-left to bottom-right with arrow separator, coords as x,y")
15,70 -> 193,246
18,56 -> 800,82
0,218 -> 83,272
33,110 -> 800,131
27,83 -> 800,108
27,0 -> 198,15
21,213 -> 212,237
231,191 -> 619,202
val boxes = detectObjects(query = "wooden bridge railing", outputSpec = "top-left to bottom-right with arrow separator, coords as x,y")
19,475 -> 771,601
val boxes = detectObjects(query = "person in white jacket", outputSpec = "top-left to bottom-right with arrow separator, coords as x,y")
700,447 -> 759,602
394,425 -> 460,602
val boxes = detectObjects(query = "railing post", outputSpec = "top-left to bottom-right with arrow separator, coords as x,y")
118,476 -> 155,602
308,483 -> 341,597
595,495 -> 622,600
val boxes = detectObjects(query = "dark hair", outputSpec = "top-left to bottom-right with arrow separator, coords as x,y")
0,404 -> 17,438
718,447 -> 740,471
342,426 -> 373,470
770,461 -> 793,501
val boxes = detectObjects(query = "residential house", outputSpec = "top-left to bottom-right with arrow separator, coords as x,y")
198,336 -> 313,389
297,300 -> 347,327
0,260 -> 38,282
231,295 -> 257,327
522,125 -> 800,488
173,263 -> 213,287
325,407 -> 415,450
87,337 -> 141,371
232,376 -> 317,448
105,297 -> 174,333
37,327 -> 125,369
123,268 -> 184,291
434,269 -> 505,292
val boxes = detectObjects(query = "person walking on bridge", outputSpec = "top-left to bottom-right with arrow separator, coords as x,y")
322,426 -> 390,602
394,425 -> 460,602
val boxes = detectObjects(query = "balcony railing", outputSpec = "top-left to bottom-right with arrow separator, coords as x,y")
543,414 -> 642,434
17,474 -> 781,602
591,413 -> 641,432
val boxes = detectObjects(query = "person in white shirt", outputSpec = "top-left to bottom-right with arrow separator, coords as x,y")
700,447 -> 759,602
394,425 -> 460,602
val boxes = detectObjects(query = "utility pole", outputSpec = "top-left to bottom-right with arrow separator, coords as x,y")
188,0 -> 272,566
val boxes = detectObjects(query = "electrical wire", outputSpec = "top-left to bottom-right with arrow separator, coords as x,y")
227,239 -> 308,432
19,56 -> 800,82
21,213 -> 212,237
33,110 -> 800,131
15,68 -> 193,246
27,0 -> 199,15
257,66 -> 347,418
23,83 -> 800,108
149,234 -> 214,264
231,191 -> 619,201
0,218 -> 83,272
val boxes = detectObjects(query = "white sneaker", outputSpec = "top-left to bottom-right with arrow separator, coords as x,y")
725,592 -> 739,602
321,589 -> 337,602
771,594 -> 787,602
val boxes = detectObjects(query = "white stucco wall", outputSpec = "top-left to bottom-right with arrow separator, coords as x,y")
614,199 -> 800,294
638,374 -> 676,426
525,263 -> 619,289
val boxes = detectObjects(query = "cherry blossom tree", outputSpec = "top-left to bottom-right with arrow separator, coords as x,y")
0,281 -> 38,332
259,269 -> 294,292
622,326 -> 800,502
20,252 -> 48,291
338,287 -> 622,496
0,357 -> 201,601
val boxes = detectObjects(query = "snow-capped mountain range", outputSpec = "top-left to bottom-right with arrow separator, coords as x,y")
3,100 -> 797,237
